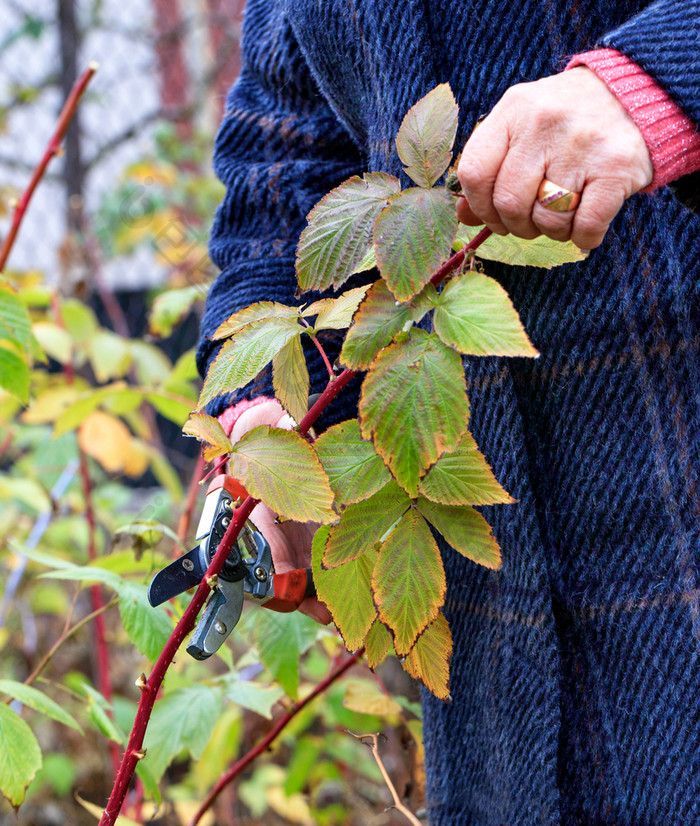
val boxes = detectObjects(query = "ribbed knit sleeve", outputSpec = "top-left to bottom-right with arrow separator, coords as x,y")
599,0 -> 700,126
196,0 -> 363,415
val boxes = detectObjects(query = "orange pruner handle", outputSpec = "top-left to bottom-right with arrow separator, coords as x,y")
264,568 -> 315,613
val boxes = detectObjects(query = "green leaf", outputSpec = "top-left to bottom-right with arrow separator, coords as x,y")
416,498 -> 501,569
253,610 -> 320,699
41,564 -> 123,590
53,382 -> 141,437
0,284 -> 35,357
0,703 -> 42,809
303,284 -> 372,332
87,330 -> 132,382
222,678 -> 284,719
314,419 -> 392,506
364,619 -> 393,670
142,685 -> 223,782
418,431 -> 514,506
198,320 -> 301,409
212,301 -> 302,341
118,582 -> 173,662
323,481 -> 410,568
183,411 -> 233,460
81,684 -> 125,745
146,390 -> 193,425
372,508 -> 445,655
272,334 -> 309,425
31,322 -> 73,363
359,329 -> 470,496
403,612 -> 452,700
455,224 -> 587,268
129,340 -> 172,385
229,426 -> 335,523
296,172 -> 401,292
0,346 -> 30,402
433,272 -> 538,357
352,244 -> 377,274
396,83 -> 459,188
312,526 -> 377,651
339,279 -> 435,370
60,299 -> 98,343
149,284 -> 207,338
0,680 -> 82,732
374,187 -> 458,301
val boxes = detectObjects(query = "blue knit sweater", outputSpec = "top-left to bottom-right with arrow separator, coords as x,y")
197,1 -> 700,823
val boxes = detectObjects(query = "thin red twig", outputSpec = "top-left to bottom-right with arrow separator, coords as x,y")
0,63 -> 98,273
79,452 -> 121,776
188,649 -> 364,826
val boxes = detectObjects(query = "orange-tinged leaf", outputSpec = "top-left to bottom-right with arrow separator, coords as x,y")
359,329 -> 469,496
403,613 -> 452,700
296,173 -> 401,293
416,498 -> 501,569
339,279 -> 435,371
372,508 -> 445,655
183,412 -> 233,460
212,301 -> 301,341
374,187 -> 458,302
433,272 -> 538,357
311,526 -> 377,650
230,426 -> 335,524
314,419 -> 392,506
364,619 -> 393,670
419,431 -> 514,506
396,83 -> 459,188
78,411 -> 134,474
323,482 -> 410,568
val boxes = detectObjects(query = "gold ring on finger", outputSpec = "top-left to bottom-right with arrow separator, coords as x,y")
537,179 -> 581,212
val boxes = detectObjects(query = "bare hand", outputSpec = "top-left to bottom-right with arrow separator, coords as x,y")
456,67 -> 653,250
230,400 -> 332,624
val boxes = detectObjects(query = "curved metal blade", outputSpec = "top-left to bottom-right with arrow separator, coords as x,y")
187,578 -> 244,660
147,546 -> 207,607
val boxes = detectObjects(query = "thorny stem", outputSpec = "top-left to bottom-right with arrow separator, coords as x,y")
100,226 -> 494,825
188,649 -> 364,826
349,733 -> 422,826
79,452 -> 121,776
0,63 -> 98,273
20,597 -> 119,689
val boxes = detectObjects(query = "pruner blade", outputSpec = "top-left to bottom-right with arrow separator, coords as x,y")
187,577 -> 245,660
147,545 -> 207,607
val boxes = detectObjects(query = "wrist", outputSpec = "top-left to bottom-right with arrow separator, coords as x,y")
566,48 -> 700,191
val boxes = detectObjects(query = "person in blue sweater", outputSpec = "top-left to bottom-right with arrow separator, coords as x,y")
197,1 -> 700,822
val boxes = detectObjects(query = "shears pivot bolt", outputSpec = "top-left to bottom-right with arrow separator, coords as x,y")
254,566 -> 267,582
182,559 -> 194,572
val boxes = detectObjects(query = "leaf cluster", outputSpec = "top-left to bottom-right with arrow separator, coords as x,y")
192,84 -> 584,699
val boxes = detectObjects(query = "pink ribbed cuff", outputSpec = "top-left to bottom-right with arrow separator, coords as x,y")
218,396 -> 275,437
566,48 -> 700,191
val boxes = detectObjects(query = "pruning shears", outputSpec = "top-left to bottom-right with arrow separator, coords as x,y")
147,475 -> 314,660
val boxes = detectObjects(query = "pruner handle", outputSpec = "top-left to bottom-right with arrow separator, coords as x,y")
265,568 -> 315,613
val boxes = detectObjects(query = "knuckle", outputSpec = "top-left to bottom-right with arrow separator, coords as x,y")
492,188 -> 526,220
457,154 -> 489,193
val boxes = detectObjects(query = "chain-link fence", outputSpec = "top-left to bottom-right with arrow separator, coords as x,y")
0,0 -> 244,293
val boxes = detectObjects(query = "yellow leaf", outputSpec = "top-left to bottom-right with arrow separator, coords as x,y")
75,793 -> 142,825
403,613 -> 452,700
343,679 -> 401,716
266,785 -> 315,826
183,412 -> 232,460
